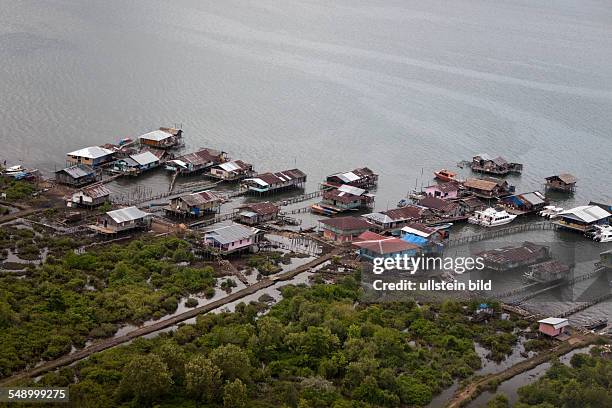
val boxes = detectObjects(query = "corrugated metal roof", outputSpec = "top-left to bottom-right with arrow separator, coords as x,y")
546,173 -> 577,184
337,184 -> 366,196
58,164 -> 95,179
463,178 -> 499,191
521,192 -> 546,206
362,212 -> 394,224
401,223 -> 436,237
80,184 -> 110,199
244,169 -> 306,187
240,202 -> 279,215
106,206 -> 149,223
177,148 -> 225,166
131,151 -> 159,166
559,205 -> 610,223
319,216 -> 373,230
218,160 -> 250,172
205,224 -> 256,245
474,153 -> 493,161
67,146 -> 114,159
180,191 -> 222,206
537,317 -> 569,329
139,130 -> 173,142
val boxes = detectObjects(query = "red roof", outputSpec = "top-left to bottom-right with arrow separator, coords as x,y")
241,201 -> 279,215
354,231 -> 386,242
418,196 -> 458,212
383,205 -> 428,221
319,216 -> 373,231
353,232 -> 419,255
323,189 -> 364,204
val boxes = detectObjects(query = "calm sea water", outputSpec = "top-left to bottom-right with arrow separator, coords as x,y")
1,1 -> 610,401
1,0 -> 610,208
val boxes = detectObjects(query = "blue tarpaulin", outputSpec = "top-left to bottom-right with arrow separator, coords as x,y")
402,234 -> 427,246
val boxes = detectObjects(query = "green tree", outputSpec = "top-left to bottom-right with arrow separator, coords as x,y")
223,378 -> 248,408
210,344 -> 251,382
396,374 -> 433,406
185,355 -> 222,403
488,394 -> 510,408
158,342 -> 186,384
118,354 -> 173,404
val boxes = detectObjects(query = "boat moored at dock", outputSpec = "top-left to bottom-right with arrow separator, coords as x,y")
468,207 -> 517,227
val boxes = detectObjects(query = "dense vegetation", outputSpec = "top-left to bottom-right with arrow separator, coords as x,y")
514,350 -> 612,408
28,272 -> 531,407
0,237 -> 215,377
0,178 -> 36,201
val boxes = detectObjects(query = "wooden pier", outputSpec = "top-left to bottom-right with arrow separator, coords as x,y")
510,267 -> 606,306
557,293 -> 612,318
189,212 -> 237,229
446,221 -> 558,248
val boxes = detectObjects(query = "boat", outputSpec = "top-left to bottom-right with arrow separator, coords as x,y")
584,319 -> 608,331
397,199 -> 408,208
434,169 -> 457,182
468,207 -> 517,227
538,205 -> 564,219
1,165 -> 38,180
2,165 -> 25,175
587,225 -> 612,243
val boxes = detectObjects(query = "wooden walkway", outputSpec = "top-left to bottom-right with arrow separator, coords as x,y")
189,212 -> 237,229
510,267 -> 606,306
445,334 -> 600,408
0,248 -> 344,386
447,221 -> 558,247
111,181 -> 220,206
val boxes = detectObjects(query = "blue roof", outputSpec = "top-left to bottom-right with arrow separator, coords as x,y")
402,234 -> 428,246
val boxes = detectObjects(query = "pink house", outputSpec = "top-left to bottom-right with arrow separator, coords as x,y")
424,182 -> 460,199
204,224 -> 260,255
538,317 -> 569,337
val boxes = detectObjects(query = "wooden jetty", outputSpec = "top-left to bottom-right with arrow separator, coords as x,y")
557,293 -> 612,318
510,267 -> 605,306
446,221 -> 558,248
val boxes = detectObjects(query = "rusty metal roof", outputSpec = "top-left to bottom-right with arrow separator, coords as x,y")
463,178 -> 499,191
80,183 -> 110,199
179,190 -> 222,206
240,201 -> 279,215
319,216 -> 373,231
546,173 -> 577,184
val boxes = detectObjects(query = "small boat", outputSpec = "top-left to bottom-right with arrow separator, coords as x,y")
587,225 -> 612,243
584,319 -> 608,331
434,169 -> 457,182
2,165 -> 38,180
397,199 -> 408,208
468,207 -> 517,227
538,205 -> 564,219
2,165 -> 25,175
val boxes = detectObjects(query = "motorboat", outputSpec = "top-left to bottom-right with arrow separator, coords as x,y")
1,165 -> 38,180
2,165 -> 25,175
434,169 -> 458,182
587,225 -> 612,243
538,205 -> 564,219
468,207 -> 517,227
